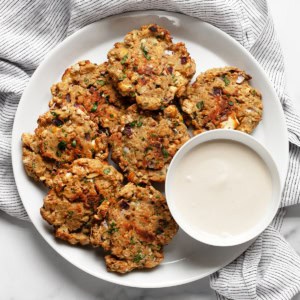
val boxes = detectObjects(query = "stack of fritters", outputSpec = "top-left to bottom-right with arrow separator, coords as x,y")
22,24 -> 263,274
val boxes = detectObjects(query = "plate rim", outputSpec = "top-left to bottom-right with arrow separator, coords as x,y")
11,10 -> 289,288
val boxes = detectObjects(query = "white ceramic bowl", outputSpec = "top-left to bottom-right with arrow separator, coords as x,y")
166,129 -> 282,247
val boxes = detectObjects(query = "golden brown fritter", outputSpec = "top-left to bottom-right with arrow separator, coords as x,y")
90,183 -> 178,273
35,105 -> 108,163
22,133 -> 59,187
109,104 -> 190,183
50,60 -> 126,133
41,190 -> 93,245
107,24 -> 196,110
181,67 -> 263,134
41,158 -> 123,245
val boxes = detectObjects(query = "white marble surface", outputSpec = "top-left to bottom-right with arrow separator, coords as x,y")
1,1 -> 300,299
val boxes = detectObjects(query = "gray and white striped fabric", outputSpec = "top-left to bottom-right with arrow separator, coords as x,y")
1,0 -> 300,299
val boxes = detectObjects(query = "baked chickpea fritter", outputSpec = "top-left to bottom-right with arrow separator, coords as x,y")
91,183 -> 178,273
22,133 -> 59,187
42,190 -> 94,245
41,158 -> 123,245
181,67 -> 263,134
109,104 -> 190,183
107,24 -> 196,110
35,105 -> 108,163
50,60 -> 126,133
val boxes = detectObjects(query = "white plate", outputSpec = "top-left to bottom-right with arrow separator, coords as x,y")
11,11 -> 289,288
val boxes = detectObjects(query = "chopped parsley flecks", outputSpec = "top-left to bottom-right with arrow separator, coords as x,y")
57,141 -> 67,151
67,211 -> 74,218
118,74 -> 127,81
145,146 -> 153,153
251,89 -> 257,96
196,101 -> 204,110
91,102 -> 98,112
103,168 -> 111,175
222,75 -> 230,86
133,252 -> 145,263
129,121 -> 137,127
136,119 -> 143,127
141,44 -> 151,60
121,54 -> 128,65
108,222 -> 118,234
161,147 -> 169,158
156,228 -> 163,234
96,80 -> 106,86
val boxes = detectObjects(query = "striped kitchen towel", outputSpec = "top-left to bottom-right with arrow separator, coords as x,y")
1,0 -> 300,299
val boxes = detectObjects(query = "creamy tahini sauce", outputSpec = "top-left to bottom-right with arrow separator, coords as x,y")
172,140 -> 273,238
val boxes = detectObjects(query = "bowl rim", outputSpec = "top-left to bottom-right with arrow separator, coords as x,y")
165,129 -> 282,247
